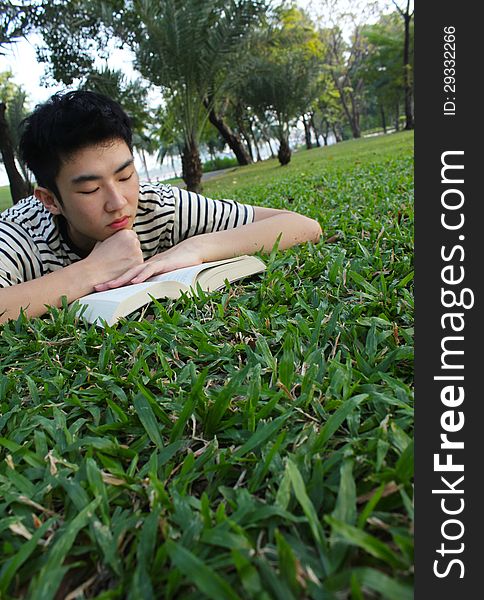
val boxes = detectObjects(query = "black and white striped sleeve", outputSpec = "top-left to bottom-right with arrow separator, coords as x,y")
171,187 -> 255,246
0,220 -> 43,287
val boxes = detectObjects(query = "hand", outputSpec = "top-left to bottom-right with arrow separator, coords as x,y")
84,229 -> 144,288
93,239 -> 204,291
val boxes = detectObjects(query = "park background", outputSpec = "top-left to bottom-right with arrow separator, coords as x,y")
0,1 -> 414,599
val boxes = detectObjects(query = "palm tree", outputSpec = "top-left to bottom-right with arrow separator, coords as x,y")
241,50 -> 319,166
203,95 -> 253,166
0,1 -> 35,51
0,73 -> 31,204
1,4 -> 37,204
232,6 -> 324,165
132,0 -> 266,192
0,100 -> 31,203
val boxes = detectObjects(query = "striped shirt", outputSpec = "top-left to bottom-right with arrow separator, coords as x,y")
0,182 -> 255,287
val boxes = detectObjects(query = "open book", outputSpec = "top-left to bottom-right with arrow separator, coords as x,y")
75,255 -> 266,326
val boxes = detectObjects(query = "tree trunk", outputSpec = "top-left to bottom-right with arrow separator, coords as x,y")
395,101 -> 400,131
248,121 -> 261,161
204,100 -> 252,166
208,142 -> 216,162
234,110 -> 254,162
140,147 -> 151,181
302,114 -> 312,149
342,96 -> 360,138
310,113 -> 321,147
261,133 -> 275,157
333,77 -> 361,139
0,102 -> 31,205
243,131 -> 254,162
170,154 -> 179,179
380,103 -> 387,134
332,125 -> 343,143
403,13 -> 414,130
348,94 -> 361,138
277,137 -> 291,166
253,139 -> 261,161
322,121 -> 329,146
182,140 -> 203,193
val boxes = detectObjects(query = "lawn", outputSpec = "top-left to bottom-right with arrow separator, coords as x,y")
0,185 -> 12,212
0,131 -> 414,599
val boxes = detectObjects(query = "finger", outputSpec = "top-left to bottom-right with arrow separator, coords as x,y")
130,262 -> 161,283
94,264 -> 146,290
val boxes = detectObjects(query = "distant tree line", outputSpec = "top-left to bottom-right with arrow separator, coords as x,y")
0,0 -> 413,201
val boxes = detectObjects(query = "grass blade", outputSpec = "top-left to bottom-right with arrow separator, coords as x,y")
133,391 -> 164,449
166,540 -> 242,600
324,516 -> 407,569
286,458 -> 330,574
29,498 -> 101,600
312,394 -> 368,452
0,518 -> 54,594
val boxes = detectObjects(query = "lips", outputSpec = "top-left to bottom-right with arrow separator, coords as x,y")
109,216 -> 130,229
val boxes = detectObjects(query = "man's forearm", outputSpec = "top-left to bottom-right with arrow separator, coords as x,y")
0,261 -> 97,323
0,229 -> 146,322
89,210 -> 323,290
184,212 -> 322,262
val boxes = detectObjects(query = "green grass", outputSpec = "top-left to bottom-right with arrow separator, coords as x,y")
0,131 -> 414,599
200,131 -> 413,198
202,156 -> 239,173
0,185 -> 12,212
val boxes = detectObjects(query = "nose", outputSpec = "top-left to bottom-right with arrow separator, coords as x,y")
104,183 -> 128,212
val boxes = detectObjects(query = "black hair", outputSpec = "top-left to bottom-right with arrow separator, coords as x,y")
19,90 -> 133,203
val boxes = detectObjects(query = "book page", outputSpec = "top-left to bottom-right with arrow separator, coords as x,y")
80,280 -> 159,303
148,264 -> 207,286
77,280 -> 185,326
147,257 -> 246,287
198,257 -> 266,290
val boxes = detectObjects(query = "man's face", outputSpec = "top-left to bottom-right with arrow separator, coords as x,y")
40,138 -> 140,252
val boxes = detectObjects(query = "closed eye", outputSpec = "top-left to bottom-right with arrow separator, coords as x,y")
79,187 -> 100,195
119,172 -> 134,182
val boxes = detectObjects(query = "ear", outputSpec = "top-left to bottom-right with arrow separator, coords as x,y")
34,186 -> 63,216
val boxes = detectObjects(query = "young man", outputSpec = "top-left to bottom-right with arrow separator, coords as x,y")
0,91 -> 322,323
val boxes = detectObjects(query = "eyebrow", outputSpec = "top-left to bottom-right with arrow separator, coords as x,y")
71,158 -> 134,185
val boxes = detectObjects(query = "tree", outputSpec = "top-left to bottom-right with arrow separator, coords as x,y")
321,23 -> 369,139
273,7 -> 325,151
236,6 -> 325,165
203,96 -> 253,166
33,0 -> 266,192
1,3 -> 38,204
0,1 -> 37,50
32,0 -> 120,85
311,75 -> 345,145
241,54 -> 307,165
150,99 -> 188,179
132,0 -> 266,192
318,1 -> 386,139
201,125 -> 226,163
391,0 -> 414,129
0,71 -> 31,203
361,12 -> 406,133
